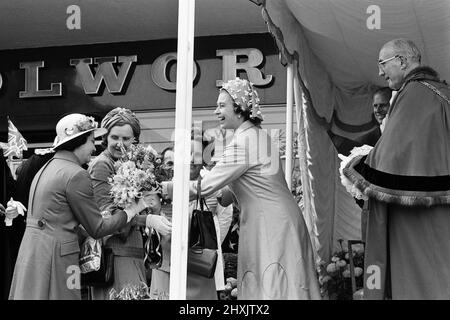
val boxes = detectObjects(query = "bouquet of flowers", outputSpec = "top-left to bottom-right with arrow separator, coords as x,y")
109,282 -> 152,300
109,143 -> 165,208
317,239 -> 364,300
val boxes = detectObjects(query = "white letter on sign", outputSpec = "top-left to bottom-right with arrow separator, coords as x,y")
70,55 -> 137,94
216,48 -> 273,87
151,52 -> 198,91
19,61 -> 62,98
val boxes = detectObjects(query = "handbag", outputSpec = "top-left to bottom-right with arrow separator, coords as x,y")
187,177 -> 218,278
80,237 -> 115,287
187,247 -> 218,279
144,227 -> 163,269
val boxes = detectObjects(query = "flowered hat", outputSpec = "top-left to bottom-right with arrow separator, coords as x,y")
220,78 -> 263,121
53,113 -> 107,149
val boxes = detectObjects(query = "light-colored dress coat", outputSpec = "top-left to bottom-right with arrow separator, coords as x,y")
9,151 -> 128,300
188,121 -> 321,300
88,151 -> 147,299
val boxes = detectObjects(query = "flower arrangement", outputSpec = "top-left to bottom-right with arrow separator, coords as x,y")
109,143 -> 165,208
109,282 -> 153,300
219,277 -> 238,300
66,116 -> 97,136
317,239 -> 365,300
219,253 -> 238,300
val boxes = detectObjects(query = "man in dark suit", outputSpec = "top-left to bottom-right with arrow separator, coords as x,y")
328,87 -> 392,156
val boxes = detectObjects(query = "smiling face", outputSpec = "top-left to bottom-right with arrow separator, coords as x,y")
214,90 -> 244,130
378,47 -> 405,90
106,124 -> 134,160
372,93 -> 390,124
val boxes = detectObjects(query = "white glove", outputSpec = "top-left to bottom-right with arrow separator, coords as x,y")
5,198 -> 27,227
146,214 -> 172,237
124,198 -> 147,223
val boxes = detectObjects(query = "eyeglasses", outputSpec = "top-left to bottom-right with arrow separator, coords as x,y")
378,55 -> 400,69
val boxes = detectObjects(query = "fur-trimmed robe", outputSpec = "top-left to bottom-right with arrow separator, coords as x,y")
343,66 -> 450,299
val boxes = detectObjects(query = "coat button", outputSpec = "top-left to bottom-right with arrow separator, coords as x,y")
38,220 -> 45,228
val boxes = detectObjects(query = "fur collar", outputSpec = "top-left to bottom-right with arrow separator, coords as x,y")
343,156 -> 450,207
404,66 -> 440,83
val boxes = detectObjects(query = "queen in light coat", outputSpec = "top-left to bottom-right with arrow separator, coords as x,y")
164,78 -> 320,300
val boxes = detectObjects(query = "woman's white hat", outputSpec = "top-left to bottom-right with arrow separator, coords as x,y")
53,113 -> 107,149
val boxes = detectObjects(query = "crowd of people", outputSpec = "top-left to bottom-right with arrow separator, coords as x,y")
0,38 -> 449,300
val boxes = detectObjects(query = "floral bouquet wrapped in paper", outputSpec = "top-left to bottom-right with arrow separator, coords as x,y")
109,143 -> 165,208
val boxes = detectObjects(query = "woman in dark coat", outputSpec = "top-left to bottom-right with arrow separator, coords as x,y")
9,114 -> 149,300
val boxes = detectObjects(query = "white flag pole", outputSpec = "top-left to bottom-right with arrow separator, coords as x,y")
169,0 -> 196,300
285,64 -> 294,190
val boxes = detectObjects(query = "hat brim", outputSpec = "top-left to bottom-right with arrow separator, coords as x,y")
53,127 -> 108,149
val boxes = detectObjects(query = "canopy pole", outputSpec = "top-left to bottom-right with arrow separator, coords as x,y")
285,64 -> 294,190
169,0 -> 196,300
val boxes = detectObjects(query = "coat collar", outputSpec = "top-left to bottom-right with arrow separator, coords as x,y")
53,150 -> 82,166
234,120 -> 256,136
397,66 -> 442,92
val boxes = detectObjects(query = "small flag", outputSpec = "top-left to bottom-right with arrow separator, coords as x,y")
0,117 -> 28,159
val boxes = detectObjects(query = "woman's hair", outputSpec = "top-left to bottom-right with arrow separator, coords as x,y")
232,101 -> 262,126
54,131 -> 91,152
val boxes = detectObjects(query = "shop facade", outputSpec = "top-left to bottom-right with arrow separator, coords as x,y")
0,32 -> 290,155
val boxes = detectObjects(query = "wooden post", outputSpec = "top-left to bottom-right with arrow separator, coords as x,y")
169,0 -> 196,300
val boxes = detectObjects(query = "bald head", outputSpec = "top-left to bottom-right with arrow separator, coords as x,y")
378,39 -> 422,90
382,39 -> 422,64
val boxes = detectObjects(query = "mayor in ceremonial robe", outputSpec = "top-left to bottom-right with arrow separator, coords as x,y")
343,39 -> 450,299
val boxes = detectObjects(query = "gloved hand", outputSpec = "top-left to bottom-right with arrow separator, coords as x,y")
4,198 -> 27,227
146,214 -> 172,237
124,198 -> 148,223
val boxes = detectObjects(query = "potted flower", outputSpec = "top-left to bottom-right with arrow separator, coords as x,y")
318,239 -> 364,300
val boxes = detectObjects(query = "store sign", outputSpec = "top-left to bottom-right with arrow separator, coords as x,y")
17,48 -> 273,98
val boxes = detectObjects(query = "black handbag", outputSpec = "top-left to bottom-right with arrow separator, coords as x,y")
81,246 -> 115,288
144,227 -> 163,269
187,247 -> 218,279
187,177 -> 218,278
